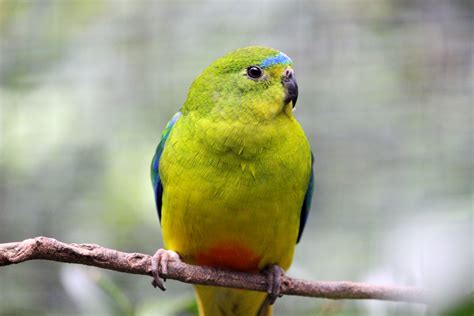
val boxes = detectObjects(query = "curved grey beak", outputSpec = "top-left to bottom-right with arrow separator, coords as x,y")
282,68 -> 298,108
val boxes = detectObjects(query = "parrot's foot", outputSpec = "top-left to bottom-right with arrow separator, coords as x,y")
264,265 -> 284,305
150,249 -> 180,291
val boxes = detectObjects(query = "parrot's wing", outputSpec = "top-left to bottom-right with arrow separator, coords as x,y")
297,151 -> 315,243
151,111 -> 182,222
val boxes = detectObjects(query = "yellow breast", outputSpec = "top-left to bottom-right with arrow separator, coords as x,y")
159,111 -> 311,271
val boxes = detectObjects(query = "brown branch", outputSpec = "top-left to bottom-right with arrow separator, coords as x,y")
0,236 -> 431,304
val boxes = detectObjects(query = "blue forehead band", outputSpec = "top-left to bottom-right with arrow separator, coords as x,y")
259,52 -> 292,69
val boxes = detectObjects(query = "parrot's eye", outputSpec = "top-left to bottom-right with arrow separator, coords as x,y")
247,66 -> 263,79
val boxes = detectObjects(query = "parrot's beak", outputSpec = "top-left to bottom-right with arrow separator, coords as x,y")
282,68 -> 298,108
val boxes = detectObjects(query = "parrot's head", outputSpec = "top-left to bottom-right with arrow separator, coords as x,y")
182,46 -> 298,122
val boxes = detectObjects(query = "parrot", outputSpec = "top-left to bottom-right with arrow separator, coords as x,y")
150,46 -> 314,316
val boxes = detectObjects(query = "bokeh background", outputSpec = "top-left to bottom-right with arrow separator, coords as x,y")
0,0 -> 472,315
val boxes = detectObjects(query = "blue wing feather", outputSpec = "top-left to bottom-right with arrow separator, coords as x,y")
297,151 -> 315,243
151,112 -> 182,222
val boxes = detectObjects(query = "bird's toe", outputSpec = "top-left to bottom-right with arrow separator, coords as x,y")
264,264 -> 284,305
150,248 -> 180,291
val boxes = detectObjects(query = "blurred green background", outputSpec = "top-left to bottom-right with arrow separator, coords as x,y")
0,0 -> 472,315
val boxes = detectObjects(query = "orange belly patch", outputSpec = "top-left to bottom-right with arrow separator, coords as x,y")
195,242 -> 261,272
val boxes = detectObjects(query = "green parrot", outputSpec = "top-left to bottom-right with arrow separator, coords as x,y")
151,46 -> 314,316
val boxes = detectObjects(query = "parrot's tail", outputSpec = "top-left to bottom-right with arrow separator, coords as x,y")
194,285 -> 272,316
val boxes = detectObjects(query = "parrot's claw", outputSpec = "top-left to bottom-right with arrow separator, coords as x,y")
151,249 -> 180,291
264,264 -> 284,305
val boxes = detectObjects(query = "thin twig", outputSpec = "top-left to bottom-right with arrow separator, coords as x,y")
0,236 -> 431,304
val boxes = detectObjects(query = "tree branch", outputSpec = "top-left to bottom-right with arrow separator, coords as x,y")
0,236 -> 431,304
